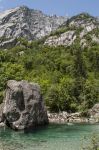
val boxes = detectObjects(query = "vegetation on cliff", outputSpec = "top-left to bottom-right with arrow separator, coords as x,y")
0,34 -> 99,113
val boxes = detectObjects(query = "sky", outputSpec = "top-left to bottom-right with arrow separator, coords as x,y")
0,0 -> 99,17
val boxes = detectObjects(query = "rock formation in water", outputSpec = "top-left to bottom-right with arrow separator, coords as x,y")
1,80 -> 48,130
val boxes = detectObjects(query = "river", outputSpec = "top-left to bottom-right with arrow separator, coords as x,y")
0,123 -> 99,150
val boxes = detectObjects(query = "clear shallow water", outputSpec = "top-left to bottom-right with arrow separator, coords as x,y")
0,123 -> 99,150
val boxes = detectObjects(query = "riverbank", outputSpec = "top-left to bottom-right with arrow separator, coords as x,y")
48,111 -> 99,124
0,112 -> 99,128
1,101 -> 99,128
0,111 -> 98,128
48,104 -> 99,124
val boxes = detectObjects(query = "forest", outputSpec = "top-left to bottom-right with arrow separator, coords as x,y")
0,36 -> 99,114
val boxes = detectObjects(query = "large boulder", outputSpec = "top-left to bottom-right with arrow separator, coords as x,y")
2,80 -> 48,130
89,104 -> 99,118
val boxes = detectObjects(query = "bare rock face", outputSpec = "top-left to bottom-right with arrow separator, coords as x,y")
45,31 -> 76,46
0,6 -> 67,48
2,80 -> 48,130
45,13 -> 99,47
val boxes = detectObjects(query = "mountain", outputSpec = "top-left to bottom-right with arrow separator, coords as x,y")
0,7 -> 99,49
45,13 -> 99,47
0,9 -> 99,113
0,6 -> 67,48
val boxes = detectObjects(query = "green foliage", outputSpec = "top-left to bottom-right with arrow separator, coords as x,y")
73,48 -> 87,78
0,91 -> 3,104
0,37 -> 99,113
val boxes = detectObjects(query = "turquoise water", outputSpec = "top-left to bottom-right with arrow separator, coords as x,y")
0,123 -> 99,150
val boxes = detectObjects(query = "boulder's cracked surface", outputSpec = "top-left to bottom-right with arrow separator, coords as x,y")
2,80 -> 48,130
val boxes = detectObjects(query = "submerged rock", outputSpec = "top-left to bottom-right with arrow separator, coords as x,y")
2,80 -> 48,130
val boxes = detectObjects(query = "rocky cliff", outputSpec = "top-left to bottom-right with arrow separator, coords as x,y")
45,13 -> 99,47
0,7 -> 99,49
0,6 -> 67,48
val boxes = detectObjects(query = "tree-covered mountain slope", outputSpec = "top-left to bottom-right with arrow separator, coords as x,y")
0,11 -> 99,113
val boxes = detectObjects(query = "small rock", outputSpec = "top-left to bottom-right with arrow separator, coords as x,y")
0,122 -> 5,127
